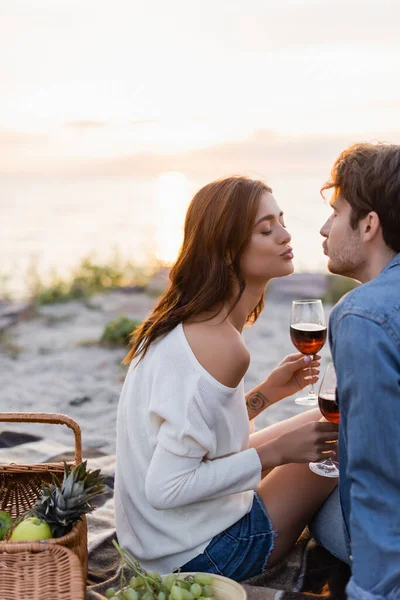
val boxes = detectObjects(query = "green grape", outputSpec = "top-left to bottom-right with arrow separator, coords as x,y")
105,589 -> 118,599
177,580 -> 191,591
122,588 -> 139,600
157,593 -> 167,600
148,571 -> 162,583
130,576 -> 145,589
193,574 -> 213,586
190,583 -> 202,598
141,593 -> 155,600
201,585 -> 212,597
164,574 -> 178,591
170,586 -> 183,600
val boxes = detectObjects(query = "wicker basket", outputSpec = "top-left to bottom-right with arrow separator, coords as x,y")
0,412 -> 88,582
0,542 -> 85,599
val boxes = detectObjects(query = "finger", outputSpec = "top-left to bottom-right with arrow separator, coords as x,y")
318,432 -> 339,443
318,447 -> 337,456
292,355 -> 318,370
314,421 -> 339,431
317,449 -> 337,460
308,358 -> 321,367
299,354 -> 321,365
303,367 -> 320,377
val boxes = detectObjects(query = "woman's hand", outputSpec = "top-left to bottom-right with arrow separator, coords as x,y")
265,353 -> 321,403
257,420 -> 339,468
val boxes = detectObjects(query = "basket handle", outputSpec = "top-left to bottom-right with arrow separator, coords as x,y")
0,541 -> 51,553
0,412 -> 82,464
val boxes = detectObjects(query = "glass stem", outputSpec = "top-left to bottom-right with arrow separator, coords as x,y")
309,355 -> 315,395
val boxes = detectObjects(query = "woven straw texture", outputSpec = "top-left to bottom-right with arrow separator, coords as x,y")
0,542 -> 85,599
0,412 -> 88,581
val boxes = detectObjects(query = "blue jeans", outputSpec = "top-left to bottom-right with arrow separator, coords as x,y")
179,493 -> 276,582
310,486 -> 351,566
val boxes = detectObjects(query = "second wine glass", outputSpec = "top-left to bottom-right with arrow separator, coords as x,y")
290,299 -> 327,406
309,362 -> 340,478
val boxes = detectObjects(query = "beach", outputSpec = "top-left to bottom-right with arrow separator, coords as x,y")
0,274 -> 345,598
0,274 -> 334,454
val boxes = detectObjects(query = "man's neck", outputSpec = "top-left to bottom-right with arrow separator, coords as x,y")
358,248 -> 397,283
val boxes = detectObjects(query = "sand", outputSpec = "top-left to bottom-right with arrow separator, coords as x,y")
0,275 -> 334,454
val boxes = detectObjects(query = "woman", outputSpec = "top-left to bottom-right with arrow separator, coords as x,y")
114,176 -> 338,581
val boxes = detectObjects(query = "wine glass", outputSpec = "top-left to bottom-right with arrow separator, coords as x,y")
309,362 -> 340,477
290,299 -> 327,405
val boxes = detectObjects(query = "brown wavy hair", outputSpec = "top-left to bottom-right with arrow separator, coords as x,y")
321,142 -> 400,252
124,176 -> 272,364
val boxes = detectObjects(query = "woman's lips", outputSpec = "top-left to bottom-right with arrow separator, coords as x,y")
280,248 -> 294,259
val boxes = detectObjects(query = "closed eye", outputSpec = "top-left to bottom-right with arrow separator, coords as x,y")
261,230 -> 272,236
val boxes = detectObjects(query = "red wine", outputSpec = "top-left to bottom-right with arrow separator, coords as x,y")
290,323 -> 327,355
318,392 -> 340,424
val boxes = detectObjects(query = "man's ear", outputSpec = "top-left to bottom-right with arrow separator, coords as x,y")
362,211 -> 381,242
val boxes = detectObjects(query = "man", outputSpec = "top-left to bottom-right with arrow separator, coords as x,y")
318,142 -> 400,599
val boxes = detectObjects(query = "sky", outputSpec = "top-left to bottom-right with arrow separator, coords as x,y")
1,0 -> 400,178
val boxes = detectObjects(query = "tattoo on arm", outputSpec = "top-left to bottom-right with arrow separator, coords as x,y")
246,391 -> 269,415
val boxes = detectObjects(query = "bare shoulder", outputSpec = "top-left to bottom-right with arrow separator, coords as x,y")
183,320 -> 250,388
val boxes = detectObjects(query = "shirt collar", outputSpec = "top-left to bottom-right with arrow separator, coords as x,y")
382,252 -> 400,273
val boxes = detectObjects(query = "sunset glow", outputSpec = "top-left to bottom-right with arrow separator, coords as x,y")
2,0 -> 400,290
154,172 -> 191,264
2,0 -> 400,174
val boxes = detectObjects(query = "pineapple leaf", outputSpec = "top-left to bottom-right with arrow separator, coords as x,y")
31,460 -> 107,538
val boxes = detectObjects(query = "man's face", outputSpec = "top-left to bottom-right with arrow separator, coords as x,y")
320,194 -> 364,279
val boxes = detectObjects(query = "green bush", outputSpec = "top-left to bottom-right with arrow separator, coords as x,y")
28,255 -> 155,305
323,274 -> 360,305
100,315 -> 141,347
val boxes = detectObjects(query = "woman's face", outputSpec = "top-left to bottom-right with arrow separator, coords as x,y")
239,192 -> 293,283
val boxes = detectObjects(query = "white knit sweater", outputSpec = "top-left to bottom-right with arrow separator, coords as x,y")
114,322 -> 262,574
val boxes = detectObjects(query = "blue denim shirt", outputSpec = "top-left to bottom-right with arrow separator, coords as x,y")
329,253 -> 400,600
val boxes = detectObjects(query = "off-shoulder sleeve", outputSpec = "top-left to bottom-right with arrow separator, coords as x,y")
145,383 -> 261,510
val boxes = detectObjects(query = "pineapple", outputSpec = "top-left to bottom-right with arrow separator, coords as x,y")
31,461 -> 107,538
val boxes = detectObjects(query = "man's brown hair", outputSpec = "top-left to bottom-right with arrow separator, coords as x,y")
321,142 -> 400,253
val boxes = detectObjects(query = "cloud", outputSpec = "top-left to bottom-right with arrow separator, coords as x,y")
84,130 -> 397,179
130,119 -> 160,127
63,118 -> 160,131
0,129 -> 47,151
3,129 -> 393,179
195,0 -> 400,52
65,120 -> 108,129
2,126 -> 400,179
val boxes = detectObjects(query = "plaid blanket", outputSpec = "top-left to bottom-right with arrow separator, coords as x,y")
0,432 -> 350,600
81,453 -> 350,600
86,512 -> 350,600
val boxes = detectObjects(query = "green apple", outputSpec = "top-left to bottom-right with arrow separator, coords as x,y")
0,510 -> 13,540
10,516 -> 52,541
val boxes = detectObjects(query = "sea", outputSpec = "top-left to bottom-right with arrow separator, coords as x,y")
1,172 -> 332,298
